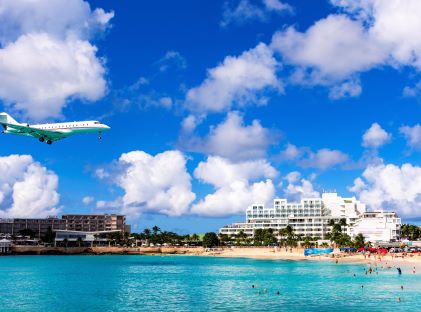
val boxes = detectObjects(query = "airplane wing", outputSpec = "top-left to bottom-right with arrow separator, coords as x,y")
4,123 -> 68,142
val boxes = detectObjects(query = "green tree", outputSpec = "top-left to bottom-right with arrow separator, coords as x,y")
42,226 -> 55,244
203,232 -> 219,248
236,230 -> 248,246
401,224 -> 421,240
143,228 -> 152,240
219,234 -> 230,246
353,233 -> 365,248
19,229 -> 36,239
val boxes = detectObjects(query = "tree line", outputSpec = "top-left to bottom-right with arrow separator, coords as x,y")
13,222 -> 421,248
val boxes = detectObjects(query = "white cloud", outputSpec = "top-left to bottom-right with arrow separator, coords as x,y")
271,14 -> 384,82
400,124 -> 421,150
283,171 -> 320,201
181,114 -> 202,133
350,162 -> 421,217
271,0 -> 421,97
0,0 -> 112,120
191,156 -> 277,216
156,51 -> 187,72
82,196 -> 94,205
221,0 -> 292,27
0,155 -> 60,218
280,143 -> 349,170
0,33 -> 106,120
362,123 -> 391,148
263,0 -> 292,12
328,78 -> 362,99
183,111 -> 274,161
185,43 -> 281,114
96,150 -> 196,218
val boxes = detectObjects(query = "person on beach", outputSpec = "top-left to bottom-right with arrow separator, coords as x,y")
397,267 -> 402,275
413,266 -> 416,274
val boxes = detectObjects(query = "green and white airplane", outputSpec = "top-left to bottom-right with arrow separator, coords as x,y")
0,112 -> 110,145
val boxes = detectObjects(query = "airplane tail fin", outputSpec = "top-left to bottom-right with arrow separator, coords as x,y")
0,112 -> 19,125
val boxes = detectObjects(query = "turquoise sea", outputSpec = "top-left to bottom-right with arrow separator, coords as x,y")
0,255 -> 419,311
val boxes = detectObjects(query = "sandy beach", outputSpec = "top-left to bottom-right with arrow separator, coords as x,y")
8,245 -> 421,273
204,247 -> 421,270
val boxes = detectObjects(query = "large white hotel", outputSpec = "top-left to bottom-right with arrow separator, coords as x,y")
219,192 -> 401,243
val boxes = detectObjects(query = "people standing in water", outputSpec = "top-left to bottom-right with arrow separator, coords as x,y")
397,267 -> 402,275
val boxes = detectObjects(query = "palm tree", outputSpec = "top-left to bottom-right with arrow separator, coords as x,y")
236,230 -> 248,245
191,234 -> 200,244
152,226 -> 161,235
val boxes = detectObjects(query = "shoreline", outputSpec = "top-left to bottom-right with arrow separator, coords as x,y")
3,246 -> 420,268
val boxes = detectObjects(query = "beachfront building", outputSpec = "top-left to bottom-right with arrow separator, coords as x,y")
54,229 -> 122,246
0,238 -> 12,254
0,214 -> 129,239
62,214 -> 127,233
351,212 -> 401,242
219,192 -> 401,242
0,217 -> 66,239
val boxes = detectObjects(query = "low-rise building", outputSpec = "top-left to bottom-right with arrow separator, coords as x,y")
351,212 -> 401,242
54,229 -> 122,246
0,217 -> 66,239
62,214 -> 127,233
0,214 -> 128,239
0,238 -> 12,254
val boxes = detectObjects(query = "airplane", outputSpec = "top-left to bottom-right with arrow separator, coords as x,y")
0,112 -> 110,145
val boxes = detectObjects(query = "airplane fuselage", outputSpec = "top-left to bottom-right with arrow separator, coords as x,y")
0,112 -> 110,144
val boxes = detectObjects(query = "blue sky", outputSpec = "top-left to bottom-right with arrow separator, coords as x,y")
1,0 -> 421,233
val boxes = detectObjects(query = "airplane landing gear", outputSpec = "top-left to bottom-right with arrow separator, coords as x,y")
39,137 -> 45,143
46,140 -> 52,145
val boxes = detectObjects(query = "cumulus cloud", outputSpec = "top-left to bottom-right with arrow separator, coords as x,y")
271,14 -> 384,82
271,0 -> 421,97
0,0 -> 113,120
155,51 -> 187,72
185,43 -> 282,114
0,155 -> 60,217
279,143 -> 349,170
400,124 -> 421,150
96,150 -> 196,218
221,0 -> 292,27
181,111 -> 275,161
283,171 -> 320,201
362,123 -> 391,148
328,78 -> 362,99
191,156 -> 277,216
82,196 -> 95,205
350,162 -> 421,217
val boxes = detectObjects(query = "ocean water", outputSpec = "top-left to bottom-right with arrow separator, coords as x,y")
0,255 -> 419,312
